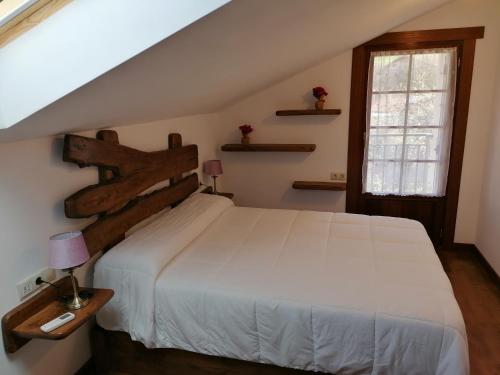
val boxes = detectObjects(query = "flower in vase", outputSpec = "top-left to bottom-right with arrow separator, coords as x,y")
239,124 -> 253,135
312,86 -> 328,99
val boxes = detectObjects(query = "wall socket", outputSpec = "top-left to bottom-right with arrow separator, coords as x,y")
16,268 -> 56,300
331,172 -> 346,181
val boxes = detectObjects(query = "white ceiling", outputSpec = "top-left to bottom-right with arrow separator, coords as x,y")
0,0 -> 450,143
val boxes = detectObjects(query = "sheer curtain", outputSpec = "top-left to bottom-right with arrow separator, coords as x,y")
362,47 -> 457,196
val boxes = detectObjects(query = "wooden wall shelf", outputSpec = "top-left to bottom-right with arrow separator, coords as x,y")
221,144 -> 316,152
292,181 -> 347,191
2,276 -> 113,353
276,109 -> 341,116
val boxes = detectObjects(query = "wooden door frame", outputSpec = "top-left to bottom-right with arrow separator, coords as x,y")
346,27 -> 484,250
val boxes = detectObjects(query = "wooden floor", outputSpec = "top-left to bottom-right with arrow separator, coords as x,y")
438,247 -> 500,375
79,248 -> 500,375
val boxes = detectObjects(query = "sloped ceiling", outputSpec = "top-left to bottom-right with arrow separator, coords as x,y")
0,0 -> 450,143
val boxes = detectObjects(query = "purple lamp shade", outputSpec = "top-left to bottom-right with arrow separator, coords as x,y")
203,160 -> 223,176
49,231 -> 89,270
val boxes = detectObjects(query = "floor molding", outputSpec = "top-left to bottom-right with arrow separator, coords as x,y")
453,242 -> 499,288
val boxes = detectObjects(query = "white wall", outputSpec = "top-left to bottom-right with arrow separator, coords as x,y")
0,113 -> 222,375
219,0 -> 500,244
219,52 -> 351,212
476,45 -> 500,274
0,0 -> 228,129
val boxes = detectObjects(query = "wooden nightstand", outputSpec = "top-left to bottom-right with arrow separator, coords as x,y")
2,276 -> 113,353
201,186 -> 234,200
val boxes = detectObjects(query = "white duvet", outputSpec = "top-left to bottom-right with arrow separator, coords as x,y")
94,193 -> 468,375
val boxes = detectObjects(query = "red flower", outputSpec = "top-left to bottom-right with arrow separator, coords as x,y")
312,86 -> 328,99
239,124 -> 253,135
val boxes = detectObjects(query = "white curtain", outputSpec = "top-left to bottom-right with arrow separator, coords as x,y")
362,47 -> 457,197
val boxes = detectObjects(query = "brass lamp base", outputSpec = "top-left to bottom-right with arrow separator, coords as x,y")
65,268 -> 90,310
65,293 -> 89,310
212,175 -> 219,195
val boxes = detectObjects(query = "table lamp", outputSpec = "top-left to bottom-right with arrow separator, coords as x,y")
49,231 -> 90,310
203,160 -> 223,194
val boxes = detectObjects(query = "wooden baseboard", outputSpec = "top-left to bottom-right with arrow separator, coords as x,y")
453,243 -> 500,288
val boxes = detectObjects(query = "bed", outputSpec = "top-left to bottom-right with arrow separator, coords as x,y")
63,131 -> 468,374
93,193 -> 468,374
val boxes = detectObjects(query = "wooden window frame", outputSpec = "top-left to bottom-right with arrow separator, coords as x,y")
0,0 -> 49,34
346,27 -> 484,249
0,0 -> 69,46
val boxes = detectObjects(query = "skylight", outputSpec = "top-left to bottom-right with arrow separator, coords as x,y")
0,0 -> 42,32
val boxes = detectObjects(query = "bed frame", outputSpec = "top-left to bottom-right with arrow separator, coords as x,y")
65,130 -> 319,374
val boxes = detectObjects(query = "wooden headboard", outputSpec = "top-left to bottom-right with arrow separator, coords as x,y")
63,130 -> 199,257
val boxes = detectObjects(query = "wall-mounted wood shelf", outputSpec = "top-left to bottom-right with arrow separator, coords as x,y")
221,144 -> 316,152
292,181 -> 347,191
276,109 -> 341,116
2,276 -> 113,353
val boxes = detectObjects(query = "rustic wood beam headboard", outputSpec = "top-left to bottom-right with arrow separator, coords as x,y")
63,131 -> 199,257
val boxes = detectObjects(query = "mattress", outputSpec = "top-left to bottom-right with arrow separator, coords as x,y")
94,193 -> 468,375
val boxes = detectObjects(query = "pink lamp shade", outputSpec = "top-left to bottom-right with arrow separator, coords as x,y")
203,160 -> 223,176
48,231 -> 89,270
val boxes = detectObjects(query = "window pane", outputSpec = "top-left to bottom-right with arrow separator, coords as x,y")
410,52 -> 451,90
370,93 -> 407,127
408,92 -> 447,126
363,48 -> 456,197
367,128 -> 403,160
366,161 -> 401,194
401,162 -> 439,195
372,54 -> 409,92
406,128 -> 443,161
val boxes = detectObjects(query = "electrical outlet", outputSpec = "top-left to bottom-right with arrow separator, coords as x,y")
331,172 -> 346,181
16,268 -> 56,300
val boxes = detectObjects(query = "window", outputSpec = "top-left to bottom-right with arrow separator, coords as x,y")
0,0 -> 65,46
362,48 -> 457,196
0,0 -> 40,29
347,27 -> 483,247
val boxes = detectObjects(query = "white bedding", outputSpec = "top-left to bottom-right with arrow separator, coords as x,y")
94,193 -> 468,375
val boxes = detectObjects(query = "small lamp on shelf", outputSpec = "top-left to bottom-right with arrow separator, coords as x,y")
49,231 -> 90,310
203,159 -> 223,194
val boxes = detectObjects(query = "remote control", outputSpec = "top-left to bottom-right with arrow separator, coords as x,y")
40,312 -> 75,333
